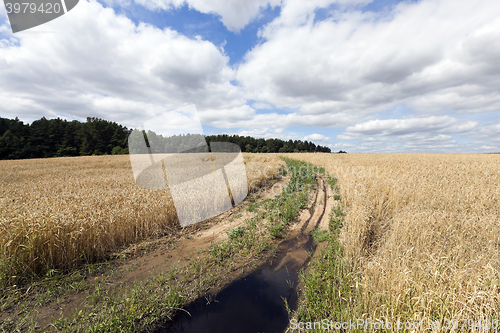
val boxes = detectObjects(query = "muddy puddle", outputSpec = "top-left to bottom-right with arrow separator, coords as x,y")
157,234 -> 316,333
156,177 -> 327,333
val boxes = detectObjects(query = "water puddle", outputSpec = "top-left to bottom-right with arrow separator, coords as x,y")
157,234 -> 316,333
157,177 -> 326,333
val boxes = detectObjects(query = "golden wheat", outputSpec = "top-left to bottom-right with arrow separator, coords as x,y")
288,153 -> 500,329
0,153 -> 283,285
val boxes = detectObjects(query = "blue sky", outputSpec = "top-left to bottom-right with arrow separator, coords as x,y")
1,0 -> 499,152
103,2 -> 282,66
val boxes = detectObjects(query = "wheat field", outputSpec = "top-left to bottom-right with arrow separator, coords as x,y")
5,152 -> 498,326
0,153 -> 283,286
289,153 -> 500,327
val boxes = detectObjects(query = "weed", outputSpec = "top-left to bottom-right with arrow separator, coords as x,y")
247,203 -> 259,212
295,203 -> 361,325
226,226 -> 246,240
311,229 -> 329,243
332,205 -> 345,218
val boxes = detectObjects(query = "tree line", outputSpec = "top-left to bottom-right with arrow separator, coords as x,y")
0,116 -> 331,160
131,132 -> 332,154
206,134 -> 331,153
0,116 -> 130,159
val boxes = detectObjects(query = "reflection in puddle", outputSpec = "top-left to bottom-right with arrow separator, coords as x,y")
158,234 -> 316,333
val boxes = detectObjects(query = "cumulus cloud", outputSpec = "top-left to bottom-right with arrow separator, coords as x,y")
335,116 -> 496,153
103,0 -> 373,32
339,116 -> 478,139
0,0 -> 244,128
237,0 -> 500,118
466,122 -> 500,143
207,110 -> 355,129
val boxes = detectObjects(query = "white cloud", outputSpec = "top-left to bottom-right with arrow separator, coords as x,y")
2,0 -> 500,154
207,110 -> 355,129
0,0 -> 244,128
304,133 -> 330,141
464,122 -> 500,143
339,116 -> 478,139
237,0 -> 500,118
335,116 -> 497,153
199,105 -> 256,125
260,0 -> 371,34
103,0 -> 373,32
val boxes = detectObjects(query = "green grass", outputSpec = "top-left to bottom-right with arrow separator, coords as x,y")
326,176 -> 341,201
264,157 -> 317,239
247,203 -> 259,212
311,229 -> 329,243
226,226 -> 246,240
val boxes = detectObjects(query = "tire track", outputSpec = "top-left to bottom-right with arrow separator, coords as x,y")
299,178 -> 321,233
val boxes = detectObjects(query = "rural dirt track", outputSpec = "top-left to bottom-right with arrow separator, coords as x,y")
269,175 -> 333,278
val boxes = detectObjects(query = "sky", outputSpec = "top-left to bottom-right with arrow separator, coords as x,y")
1,0 -> 499,153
